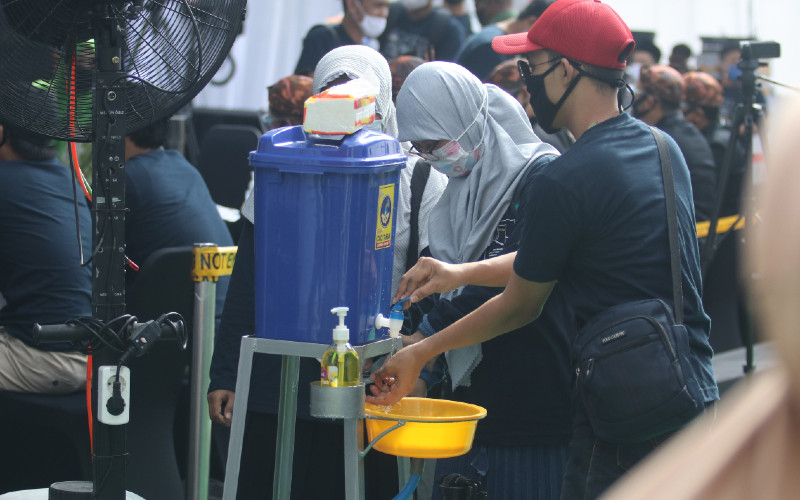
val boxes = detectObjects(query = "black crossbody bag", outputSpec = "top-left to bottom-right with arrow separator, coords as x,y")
572,127 -> 705,444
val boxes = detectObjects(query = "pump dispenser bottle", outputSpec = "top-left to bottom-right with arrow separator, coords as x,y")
321,307 -> 360,387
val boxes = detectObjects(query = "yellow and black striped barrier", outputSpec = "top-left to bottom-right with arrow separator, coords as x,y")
696,215 -> 746,238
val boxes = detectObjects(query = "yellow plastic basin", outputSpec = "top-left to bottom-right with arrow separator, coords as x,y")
364,398 -> 487,459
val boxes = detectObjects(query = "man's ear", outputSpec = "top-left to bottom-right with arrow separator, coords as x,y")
561,59 -> 579,84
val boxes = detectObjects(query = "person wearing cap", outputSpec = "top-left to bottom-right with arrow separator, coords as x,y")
486,57 -> 574,153
683,71 -> 746,217
635,64 -> 717,223
294,0 -> 391,75
0,122 -> 91,394
455,0 -> 554,82
367,1 -> 719,498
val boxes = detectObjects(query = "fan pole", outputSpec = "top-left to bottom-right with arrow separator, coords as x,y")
90,10 -> 128,499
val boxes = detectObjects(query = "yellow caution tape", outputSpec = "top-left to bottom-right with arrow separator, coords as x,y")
192,246 -> 238,282
696,215 -> 745,238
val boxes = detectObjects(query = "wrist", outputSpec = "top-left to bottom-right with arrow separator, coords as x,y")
417,366 -> 436,388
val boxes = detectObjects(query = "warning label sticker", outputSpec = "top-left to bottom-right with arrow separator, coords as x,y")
375,184 -> 394,250
192,246 -> 238,282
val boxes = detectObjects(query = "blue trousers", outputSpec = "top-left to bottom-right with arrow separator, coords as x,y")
559,410 -> 676,500
431,442 -> 569,500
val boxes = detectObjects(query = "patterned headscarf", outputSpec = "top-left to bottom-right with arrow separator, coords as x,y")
638,64 -> 685,105
389,55 -> 425,103
683,71 -> 723,109
266,75 -> 314,128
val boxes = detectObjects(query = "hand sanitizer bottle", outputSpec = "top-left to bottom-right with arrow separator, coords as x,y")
320,307 -> 360,387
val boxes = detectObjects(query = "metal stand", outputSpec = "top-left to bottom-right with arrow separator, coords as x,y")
187,279 -> 215,500
221,336 -> 400,500
188,244 -> 238,500
700,42 -> 777,376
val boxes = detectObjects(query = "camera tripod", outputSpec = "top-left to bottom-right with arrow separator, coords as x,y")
700,41 -> 792,375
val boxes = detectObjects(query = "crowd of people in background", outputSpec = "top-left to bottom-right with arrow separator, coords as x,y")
288,0 -> 755,228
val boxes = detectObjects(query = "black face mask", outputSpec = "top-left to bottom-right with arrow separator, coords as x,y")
632,93 -> 654,118
518,59 -> 582,134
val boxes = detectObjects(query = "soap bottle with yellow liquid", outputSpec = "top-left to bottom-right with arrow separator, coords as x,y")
320,307 -> 360,387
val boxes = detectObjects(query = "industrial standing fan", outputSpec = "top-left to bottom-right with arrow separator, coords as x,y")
0,1 -> 246,498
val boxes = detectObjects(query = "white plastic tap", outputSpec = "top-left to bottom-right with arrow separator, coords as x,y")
375,299 -> 407,338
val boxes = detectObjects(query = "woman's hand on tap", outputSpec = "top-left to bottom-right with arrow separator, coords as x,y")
394,257 -> 464,306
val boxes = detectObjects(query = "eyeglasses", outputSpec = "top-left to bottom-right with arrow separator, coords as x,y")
409,141 -> 445,161
517,58 -> 561,80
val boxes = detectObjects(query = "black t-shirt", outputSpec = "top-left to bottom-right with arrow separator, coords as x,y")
656,111 -> 717,223
295,24 -> 358,75
705,124 -> 747,217
514,113 -> 718,403
0,158 -> 92,350
455,25 -> 507,82
125,149 -> 233,316
379,6 -> 466,61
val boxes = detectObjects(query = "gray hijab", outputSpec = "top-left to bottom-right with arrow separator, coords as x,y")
397,61 -> 557,267
313,44 -> 399,139
242,45 -> 400,223
397,61 -> 558,389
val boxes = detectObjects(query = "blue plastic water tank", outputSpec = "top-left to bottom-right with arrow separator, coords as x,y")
250,126 -> 406,345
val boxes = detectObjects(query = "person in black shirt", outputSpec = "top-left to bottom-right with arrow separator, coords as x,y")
295,0 -> 390,75
124,119 -> 233,323
369,2 -> 718,498
379,0 -> 466,61
456,0 -> 553,82
683,70 -> 747,217
0,123 -> 92,394
634,64 -> 717,222
442,0 -> 472,35
474,0 -> 515,26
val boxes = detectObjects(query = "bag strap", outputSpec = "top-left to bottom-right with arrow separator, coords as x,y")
406,161 -> 431,272
651,126 -> 684,324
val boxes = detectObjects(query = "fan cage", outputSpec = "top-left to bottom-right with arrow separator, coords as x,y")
0,0 -> 245,142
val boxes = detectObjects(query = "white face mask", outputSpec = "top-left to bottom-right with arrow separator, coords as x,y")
400,0 -> 429,11
427,140 -> 482,178
355,0 -> 387,38
425,92 -> 488,178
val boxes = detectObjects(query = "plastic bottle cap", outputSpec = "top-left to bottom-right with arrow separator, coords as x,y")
331,307 -> 350,342
390,298 -> 409,321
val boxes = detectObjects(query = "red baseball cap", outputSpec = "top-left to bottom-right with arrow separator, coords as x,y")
492,0 -> 635,70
